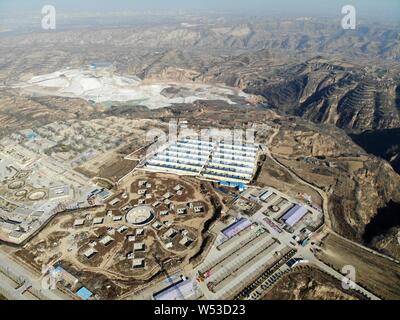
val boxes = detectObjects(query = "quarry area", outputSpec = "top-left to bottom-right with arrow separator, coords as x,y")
13,66 -> 251,108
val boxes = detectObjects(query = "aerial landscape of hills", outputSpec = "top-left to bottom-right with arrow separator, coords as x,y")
0,1 -> 399,304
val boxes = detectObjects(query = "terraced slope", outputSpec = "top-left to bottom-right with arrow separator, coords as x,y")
236,57 -> 400,132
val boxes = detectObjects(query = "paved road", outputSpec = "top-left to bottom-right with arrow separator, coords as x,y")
263,126 -> 397,263
0,270 -> 33,300
0,249 -> 71,300
259,130 -> 382,299
252,197 -> 380,300
296,244 -> 380,300
329,229 -> 400,264
263,128 -> 331,228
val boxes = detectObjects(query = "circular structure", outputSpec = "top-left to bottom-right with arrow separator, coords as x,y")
126,206 -> 155,226
15,189 -> 28,197
269,205 -> 280,213
28,190 -> 46,201
8,180 -> 24,189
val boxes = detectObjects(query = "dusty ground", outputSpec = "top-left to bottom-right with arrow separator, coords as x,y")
119,172 -> 216,260
76,151 -> 138,182
13,171 -> 219,299
256,143 -> 324,210
372,227 -> 400,260
316,233 -> 400,300
262,267 -> 365,300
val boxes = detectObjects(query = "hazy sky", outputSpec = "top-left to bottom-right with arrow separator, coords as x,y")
1,0 -> 399,21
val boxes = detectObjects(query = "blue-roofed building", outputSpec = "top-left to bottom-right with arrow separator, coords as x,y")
153,278 -> 195,300
98,189 -> 111,200
301,239 -> 309,247
218,181 -> 247,191
219,181 -> 231,187
76,287 -> 93,300
20,129 -> 38,141
51,265 -> 79,288
286,258 -> 303,268
53,265 -> 64,273
280,204 -> 308,227
221,217 -> 252,239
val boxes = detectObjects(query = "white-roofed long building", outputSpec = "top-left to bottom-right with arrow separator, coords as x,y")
141,138 -> 259,184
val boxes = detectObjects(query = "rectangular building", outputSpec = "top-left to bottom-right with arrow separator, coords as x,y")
153,278 -> 195,300
141,138 -> 258,184
280,204 -> 308,227
221,217 -> 252,239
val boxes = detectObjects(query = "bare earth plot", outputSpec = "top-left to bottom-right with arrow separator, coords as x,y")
317,233 -> 400,300
257,157 -> 323,209
12,171 -> 217,299
262,267 -> 365,300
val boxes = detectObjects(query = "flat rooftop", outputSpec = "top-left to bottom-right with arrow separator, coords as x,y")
141,138 -> 259,184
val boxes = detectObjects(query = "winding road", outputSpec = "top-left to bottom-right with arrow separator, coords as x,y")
258,125 -> 399,300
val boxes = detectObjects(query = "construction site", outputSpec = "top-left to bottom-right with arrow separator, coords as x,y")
10,171 -> 219,299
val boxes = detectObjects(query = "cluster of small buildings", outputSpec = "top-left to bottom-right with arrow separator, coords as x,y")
160,226 -> 195,249
240,187 -> 323,244
125,240 -> 146,269
73,211 -> 110,228
0,211 -> 42,242
128,227 -> 147,269
78,211 -> 150,269
0,124 -> 106,245
31,118 -> 140,168
135,180 -> 204,217
256,188 -> 313,229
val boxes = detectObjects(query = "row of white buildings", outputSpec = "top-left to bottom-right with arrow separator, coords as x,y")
142,138 -> 259,184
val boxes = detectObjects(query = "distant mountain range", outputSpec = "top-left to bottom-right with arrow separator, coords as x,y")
231,56 -> 400,132
1,15 -> 399,165
3,16 -> 399,60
